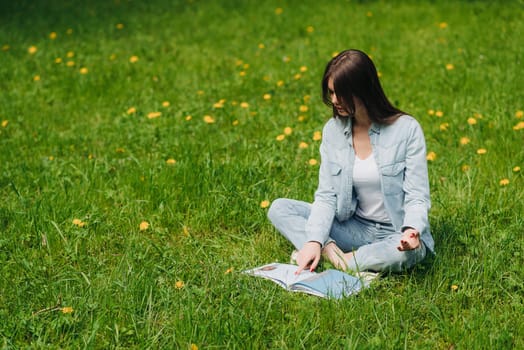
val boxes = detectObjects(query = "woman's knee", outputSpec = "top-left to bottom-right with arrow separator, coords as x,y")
267,198 -> 288,223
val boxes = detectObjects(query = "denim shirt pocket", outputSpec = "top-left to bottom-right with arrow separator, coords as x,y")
380,161 -> 405,194
328,161 -> 342,191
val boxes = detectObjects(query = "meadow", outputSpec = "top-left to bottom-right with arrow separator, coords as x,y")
0,0 -> 523,348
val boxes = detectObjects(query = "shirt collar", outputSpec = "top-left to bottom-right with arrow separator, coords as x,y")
339,117 -> 381,136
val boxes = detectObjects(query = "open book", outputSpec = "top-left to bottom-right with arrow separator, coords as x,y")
243,263 -> 368,299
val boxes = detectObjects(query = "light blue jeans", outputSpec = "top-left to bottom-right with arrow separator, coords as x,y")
267,198 -> 427,273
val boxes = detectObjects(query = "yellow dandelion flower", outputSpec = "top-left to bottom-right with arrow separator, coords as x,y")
461,164 -> 470,172
446,64 -> 454,70
190,344 -> 198,350
185,115 -> 192,121
467,117 -> 477,125
299,142 -> 309,149
61,307 -> 74,314
66,51 -> 74,58
513,121 -> 524,130
239,71 -> 246,77
435,110 -> 444,117
427,109 -> 435,116
72,218 -> 86,227
139,221 -> 150,231
28,46 -> 37,54
297,115 -> 306,122
129,55 -> 139,63
476,148 -> 487,155
203,115 -> 215,124
240,102 -> 249,109
213,101 -> 224,108
127,107 -> 137,114
299,105 -> 309,113
166,158 -> 176,165
277,80 -> 284,87
175,280 -> 185,289
116,23 -> 124,29
426,151 -> 437,161
313,131 -> 322,141
276,134 -> 285,141
275,7 -> 283,15
66,61 -> 75,67
48,156 -> 54,161
439,22 -> 448,29
162,101 -> 170,107
513,166 -> 521,172
33,75 -> 41,81
49,32 -> 57,40
55,57 -> 62,63
499,178 -> 510,186
293,73 -> 302,80
79,67 -> 88,74
283,127 -> 292,135
263,93 -> 271,100
147,111 -> 162,119
450,284 -> 458,291
303,95 -> 311,102
243,63 -> 250,69
260,200 -> 270,209
460,137 -> 470,145
515,110 -> 523,118
306,26 -> 314,33
258,43 -> 265,49
1,120 -> 8,128
439,123 -> 449,131
308,159 -> 318,166
232,120 -> 239,126
225,267 -> 234,274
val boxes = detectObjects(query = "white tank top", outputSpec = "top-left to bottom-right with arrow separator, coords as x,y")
353,154 -> 391,223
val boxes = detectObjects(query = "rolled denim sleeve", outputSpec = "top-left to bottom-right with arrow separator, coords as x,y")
305,138 -> 337,246
401,121 -> 431,235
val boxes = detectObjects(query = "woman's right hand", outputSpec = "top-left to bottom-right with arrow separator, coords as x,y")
295,241 -> 322,274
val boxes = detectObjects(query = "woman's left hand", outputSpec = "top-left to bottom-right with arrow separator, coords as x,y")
397,229 -> 420,251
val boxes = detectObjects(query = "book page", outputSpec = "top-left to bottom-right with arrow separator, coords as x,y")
291,269 -> 363,299
243,263 -> 317,289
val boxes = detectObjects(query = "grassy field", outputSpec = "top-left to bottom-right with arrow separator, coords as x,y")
1,0 -> 523,348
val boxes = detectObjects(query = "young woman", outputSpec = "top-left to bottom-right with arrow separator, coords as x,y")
268,49 -> 434,275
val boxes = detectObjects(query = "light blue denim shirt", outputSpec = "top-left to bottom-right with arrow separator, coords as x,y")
306,115 -> 435,253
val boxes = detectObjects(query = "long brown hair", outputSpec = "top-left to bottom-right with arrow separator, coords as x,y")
322,49 -> 404,124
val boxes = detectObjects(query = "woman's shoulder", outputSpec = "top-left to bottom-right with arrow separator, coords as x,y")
389,114 -> 424,132
323,116 -> 349,133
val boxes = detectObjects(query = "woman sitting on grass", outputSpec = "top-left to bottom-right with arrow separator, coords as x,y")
268,49 -> 434,275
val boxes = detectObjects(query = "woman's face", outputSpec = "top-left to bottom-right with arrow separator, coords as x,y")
328,78 -> 350,116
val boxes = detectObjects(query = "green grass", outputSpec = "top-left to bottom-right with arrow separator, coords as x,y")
1,0 -> 523,348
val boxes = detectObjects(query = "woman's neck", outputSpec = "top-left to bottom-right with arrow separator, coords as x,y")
352,97 -> 372,129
